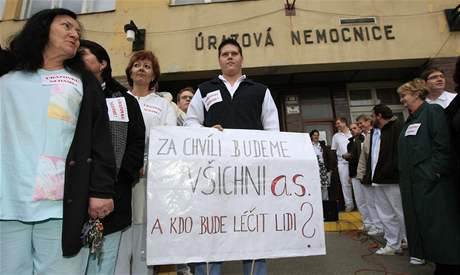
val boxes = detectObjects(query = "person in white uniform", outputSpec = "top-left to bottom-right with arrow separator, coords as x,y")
331,117 -> 354,212
421,67 -> 456,108
356,115 -> 383,235
115,50 -> 176,275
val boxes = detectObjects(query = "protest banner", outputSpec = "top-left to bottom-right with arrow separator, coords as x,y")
146,126 -> 325,265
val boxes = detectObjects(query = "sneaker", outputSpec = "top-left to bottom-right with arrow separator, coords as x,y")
409,257 -> 426,265
367,229 -> 384,236
375,246 -> 402,255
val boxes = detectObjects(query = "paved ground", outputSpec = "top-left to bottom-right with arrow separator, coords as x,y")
220,232 -> 434,275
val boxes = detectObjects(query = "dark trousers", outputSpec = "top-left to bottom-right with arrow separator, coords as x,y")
434,263 -> 460,275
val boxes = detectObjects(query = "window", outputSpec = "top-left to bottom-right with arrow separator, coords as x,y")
0,0 -> 5,20
170,0 -> 245,6
347,82 -> 406,121
300,89 -> 333,120
21,0 -> 115,19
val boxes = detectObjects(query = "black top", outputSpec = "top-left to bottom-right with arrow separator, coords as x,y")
347,134 -> 364,178
100,79 -> 145,235
198,77 -> 266,130
365,118 -> 402,184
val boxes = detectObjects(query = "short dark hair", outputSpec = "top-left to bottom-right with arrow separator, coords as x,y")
125,50 -> 160,90
0,8 -> 80,75
454,56 -> 460,93
79,39 -> 112,82
176,86 -> 195,102
309,129 -> 319,138
372,104 -> 393,119
420,67 -> 445,80
218,38 -> 242,57
335,117 -> 348,126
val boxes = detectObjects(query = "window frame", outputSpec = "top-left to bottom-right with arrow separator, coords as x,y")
19,0 -> 115,19
347,81 -> 406,121
169,0 -> 247,6
0,0 -> 5,20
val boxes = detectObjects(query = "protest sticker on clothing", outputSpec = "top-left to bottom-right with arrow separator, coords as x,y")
146,126 -> 325,265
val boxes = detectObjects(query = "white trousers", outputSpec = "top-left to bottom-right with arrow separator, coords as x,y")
337,164 -> 354,209
351,178 -> 371,227
361,184 -> 383,231
115,225 -> 154,275
374,184 -> 406,249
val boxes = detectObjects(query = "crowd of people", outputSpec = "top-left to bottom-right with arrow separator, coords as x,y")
311,67 -> 460,273
1,7 -> 460,275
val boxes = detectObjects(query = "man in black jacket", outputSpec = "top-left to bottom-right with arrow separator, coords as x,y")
80,40 -> 145,274
365,104 -> 406,256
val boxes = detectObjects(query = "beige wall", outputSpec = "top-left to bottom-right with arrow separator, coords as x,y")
1,0 -> 460,79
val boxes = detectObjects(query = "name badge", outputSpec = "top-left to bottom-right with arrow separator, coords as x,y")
106,97 -> 129,122
41,73 -> 81,89
142,103 -> 162,115
203,90 -> 223,111
405,123 -> 421,136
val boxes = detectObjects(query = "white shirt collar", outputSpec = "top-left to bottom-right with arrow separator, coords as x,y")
218,74 -> 246,84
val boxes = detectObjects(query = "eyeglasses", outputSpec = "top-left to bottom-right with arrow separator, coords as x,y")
180,95 -> 193,100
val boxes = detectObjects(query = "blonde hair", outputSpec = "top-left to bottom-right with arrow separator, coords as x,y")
397,78 -> 429,100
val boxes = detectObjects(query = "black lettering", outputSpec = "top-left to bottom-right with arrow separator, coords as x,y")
253,33 -> 263,46
316,29 -> 327,43
195,32 -> 203,50
384,25 -> 395,40
291,31 -> 301,45
341,28 -> 351,42
371,26 -> 382,40
353,27 -> 364,41
364,27 -> 370,40
265,30 -> 274,46
329,29 -> 339,42
303,30 -> 313,44
201,166 -> 216,195
208,35 -> 217,50
242,33 -> 251,47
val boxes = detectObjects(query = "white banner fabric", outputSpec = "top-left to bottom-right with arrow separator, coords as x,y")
146,126 -> 325,265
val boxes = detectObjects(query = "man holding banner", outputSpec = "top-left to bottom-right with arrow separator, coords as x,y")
185,38 -> 279,275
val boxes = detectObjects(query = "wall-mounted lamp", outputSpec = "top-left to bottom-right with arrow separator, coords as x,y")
285,0 -> 296,16
124,20 -> 146,51
445,4 -> 460,32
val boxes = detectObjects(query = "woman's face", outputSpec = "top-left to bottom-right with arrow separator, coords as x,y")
130,59 -> 155,87
311,132 -> 319,143
44,15 -> 81,62
81,48 -> 106,80
399,91 -> 421,112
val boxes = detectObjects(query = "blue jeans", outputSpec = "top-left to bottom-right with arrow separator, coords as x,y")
86,231 -> 122,275
194,259 -> 267,275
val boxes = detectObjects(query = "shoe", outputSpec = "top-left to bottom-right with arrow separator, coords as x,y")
375,246 -> 402,255
367,229 -> 384,236
345,206 -> 354,212
400,239 -> 408,250
409,257 -> 426,265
